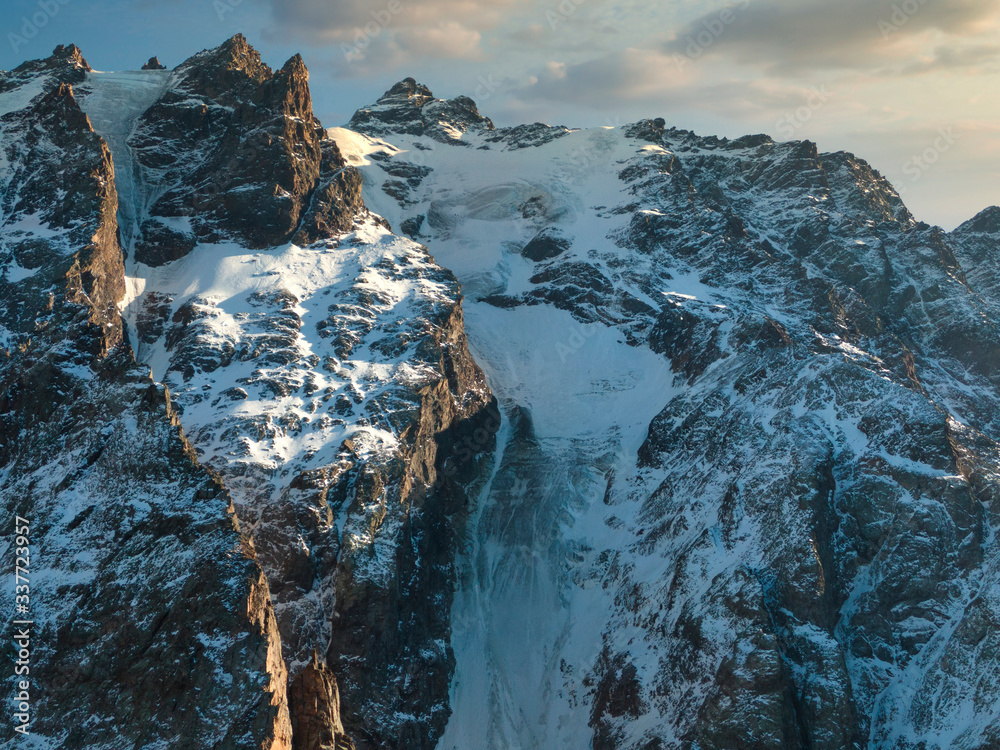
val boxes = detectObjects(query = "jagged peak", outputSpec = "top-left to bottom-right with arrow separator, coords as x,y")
955,205 -> 1000,234
51,44 -> 91,71
280,53 -> 308,76
141,56 -> 166,70
729,133 -> 774,149
269,53 -> 315,118
177,33 -> 270,82
383,77 -> 435,104
274,52 -> 310,90
44,80 -> 74,99
0,43 -> 92,91
36,81 -> 94,132
219,32 -> 253,57
349,77 -> 494,142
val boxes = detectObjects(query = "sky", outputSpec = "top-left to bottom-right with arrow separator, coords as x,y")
2,0 -> 998,229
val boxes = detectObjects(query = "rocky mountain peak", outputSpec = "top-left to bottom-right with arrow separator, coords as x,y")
268,52 -> 313,118
51,43 -> 91,71
37,81 -> 93,132
280,51 -> 308,77
214,32 -> 262,70
174,33 -> 271,101
348,77 -> 494,144
141,56 -> 166,70
0,43 -> 92,93
384,76 -> 435,104
955,205 -> 1000,234
123,36 -> 370,254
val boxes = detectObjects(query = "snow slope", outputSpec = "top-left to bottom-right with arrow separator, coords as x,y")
333,123 -> 688,748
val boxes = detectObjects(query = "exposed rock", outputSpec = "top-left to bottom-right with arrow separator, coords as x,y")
141,55 -> 166,70
956,205 -> 1000,234
128,35 -> 368,254
290,652 -> 356,750
0,44 -> 91,94
487,121 -> 574,149
520,229 -> 570,262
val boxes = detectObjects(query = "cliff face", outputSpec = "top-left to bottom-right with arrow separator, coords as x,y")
0,47 -> 292,750
114,34 -> 366,264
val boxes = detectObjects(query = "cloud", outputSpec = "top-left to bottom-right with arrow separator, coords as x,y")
397,21 -> 483,59
662,0 -> 1000,72
262,0 -> 528,67
511,49 -> 844,123
514,48 -> 693,109
893,42 -> 1000,74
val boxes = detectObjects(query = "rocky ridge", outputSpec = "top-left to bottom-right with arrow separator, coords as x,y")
0,46 -> 292,750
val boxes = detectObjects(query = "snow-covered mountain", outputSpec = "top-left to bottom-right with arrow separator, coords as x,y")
2,38 -> 999,750
335,78 -> 1000,750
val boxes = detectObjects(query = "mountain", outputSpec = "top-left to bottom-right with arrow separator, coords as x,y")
1,37 -> 999,750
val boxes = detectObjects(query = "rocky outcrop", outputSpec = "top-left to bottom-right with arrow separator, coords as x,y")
141,55 -> 166,70
289,653 -> 356,750
951,206 -> 1000,303
347,78 -> 573,151
127,35 -> 367,261
348,77 -> 495,144
0,43 -> 90,94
